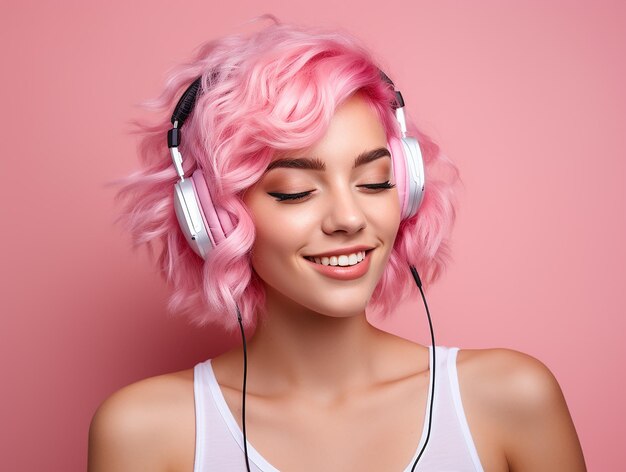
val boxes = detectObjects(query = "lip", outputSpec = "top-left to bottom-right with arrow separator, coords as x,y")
303,249 -> 373,281
304,245 -> 374,258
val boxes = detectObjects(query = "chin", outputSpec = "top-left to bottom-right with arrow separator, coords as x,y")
260,268 -> 378,318
304,297 -> 371,319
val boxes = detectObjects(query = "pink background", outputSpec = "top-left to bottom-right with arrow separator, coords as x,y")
1,1 -> 624,470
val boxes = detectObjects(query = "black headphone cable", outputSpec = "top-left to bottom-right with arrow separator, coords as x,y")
235,263 -> 436,471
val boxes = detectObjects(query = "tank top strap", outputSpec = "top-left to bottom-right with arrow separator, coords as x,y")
413,345 -> 485,471
445,346 -> 485,471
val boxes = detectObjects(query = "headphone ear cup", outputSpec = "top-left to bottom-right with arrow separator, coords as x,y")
388,136 -> 410,219
388,135 -> 426,220
400,136 -> 425,219
190,169 -> 236,247
173,178 -> 213,259
172,170 -> 236,260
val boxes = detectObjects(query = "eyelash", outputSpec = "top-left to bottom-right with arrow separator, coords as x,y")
268,181 -> 396,202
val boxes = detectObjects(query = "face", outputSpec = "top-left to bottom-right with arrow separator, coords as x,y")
242,93 -> 401,318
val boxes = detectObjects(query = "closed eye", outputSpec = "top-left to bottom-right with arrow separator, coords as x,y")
268,181 -> 396,202
360,181 -> 396,191
267,190 -> 312,201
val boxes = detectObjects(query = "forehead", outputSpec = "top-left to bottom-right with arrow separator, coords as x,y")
269,94 -> 389,171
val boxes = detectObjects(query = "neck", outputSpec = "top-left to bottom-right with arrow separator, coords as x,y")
239,285 -> 394,406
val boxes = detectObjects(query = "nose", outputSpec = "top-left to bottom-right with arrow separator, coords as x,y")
321,186 -> 367,235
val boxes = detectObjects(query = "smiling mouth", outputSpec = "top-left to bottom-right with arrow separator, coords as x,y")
304,249 -> 374,267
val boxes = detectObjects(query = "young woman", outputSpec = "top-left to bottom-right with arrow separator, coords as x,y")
88,17 -> 586,472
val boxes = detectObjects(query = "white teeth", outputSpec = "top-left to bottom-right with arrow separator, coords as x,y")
306,251 -> 367,267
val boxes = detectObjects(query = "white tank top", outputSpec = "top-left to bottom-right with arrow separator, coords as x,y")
193,345 -> 485,471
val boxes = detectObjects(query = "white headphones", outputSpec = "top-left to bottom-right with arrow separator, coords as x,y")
167,71 -> 425,259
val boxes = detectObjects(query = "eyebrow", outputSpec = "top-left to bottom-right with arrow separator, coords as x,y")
264,147 -> 391,173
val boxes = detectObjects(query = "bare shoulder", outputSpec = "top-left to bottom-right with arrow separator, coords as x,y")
88,368 -> 195,472
456,347 -> 586,471
456,347 -> 561,410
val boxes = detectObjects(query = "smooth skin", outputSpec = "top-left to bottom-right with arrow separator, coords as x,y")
88,94 -> 586,471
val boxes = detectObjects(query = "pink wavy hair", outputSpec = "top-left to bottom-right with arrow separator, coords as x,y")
114,15 -> 462,334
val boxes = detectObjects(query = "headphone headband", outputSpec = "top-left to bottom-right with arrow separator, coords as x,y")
171,68 -> 402,138
171,76 -> 202,127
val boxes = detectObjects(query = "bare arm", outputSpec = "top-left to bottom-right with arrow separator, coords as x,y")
493,349 -> 587,471
88,388 -> 167,471
88,380 -> 175,472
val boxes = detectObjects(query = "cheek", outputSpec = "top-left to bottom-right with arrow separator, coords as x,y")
249,221 -> 310,300
250,219 -> 284,263
248,206 -> 312,279
366,195 -> 402,273
388,200 -> 402,240
369,190 -> 402,235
